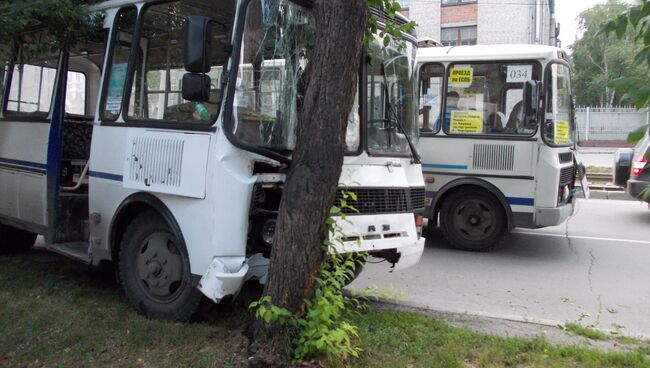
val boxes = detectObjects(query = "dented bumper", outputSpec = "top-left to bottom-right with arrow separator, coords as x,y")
197,257 -> 248,303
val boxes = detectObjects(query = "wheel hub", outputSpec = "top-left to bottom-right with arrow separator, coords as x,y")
147,261 -> 162,276
468,215 -> 480,226
136,232 -> 184,302
453,198 -> 497,241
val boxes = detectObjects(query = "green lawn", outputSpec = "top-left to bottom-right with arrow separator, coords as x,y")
1,250 -> 649,367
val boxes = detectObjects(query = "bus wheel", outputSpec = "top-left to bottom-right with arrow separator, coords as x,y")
118,211 -> 202,321
439,188 -> 505,251
0,223 -> 37,253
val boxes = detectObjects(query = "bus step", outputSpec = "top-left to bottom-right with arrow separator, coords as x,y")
49,242 -> 91,264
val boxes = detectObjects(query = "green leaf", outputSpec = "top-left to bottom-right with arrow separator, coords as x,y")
629,7 -> 643,27
330,206 -> 341,215
627,124 -> 648,144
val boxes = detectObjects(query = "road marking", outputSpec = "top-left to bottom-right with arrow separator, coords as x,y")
511,230 -> 650,245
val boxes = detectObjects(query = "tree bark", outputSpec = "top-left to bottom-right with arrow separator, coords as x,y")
247,0 -> 369,348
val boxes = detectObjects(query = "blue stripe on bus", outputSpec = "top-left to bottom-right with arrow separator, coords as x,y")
506,197 -> 535,206
89,171 -> 123,182
0,157 -> 47,169
422,163 -> 468,170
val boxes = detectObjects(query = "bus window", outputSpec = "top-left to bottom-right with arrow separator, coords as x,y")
126,2 -> 231,123
102,7 -> 137,121
419,64 -> 444,133
5,30 -> 59,117
443,62 -> 540,136
233,0 -> 314,150
345,80 -> 360,152
543,63 -> 574,146
67,29 -> 107,117
504,88 -> 523,127
65,72 -> 87,115
366,35 -> 418,156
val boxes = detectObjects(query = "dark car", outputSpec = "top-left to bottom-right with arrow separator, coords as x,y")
614,131 -> 650,201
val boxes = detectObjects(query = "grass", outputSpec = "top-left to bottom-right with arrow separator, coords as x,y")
334,311 -> 650,368
0,251 -> 246,367
564,322 -> 610,341
586,166 -> 613,174
1,250 -> 650,367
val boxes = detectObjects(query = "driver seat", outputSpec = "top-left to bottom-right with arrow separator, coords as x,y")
506,101 -> 524,129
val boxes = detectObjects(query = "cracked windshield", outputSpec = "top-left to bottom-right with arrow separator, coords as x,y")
234,0 -> 314,151
366,35 -> 418,156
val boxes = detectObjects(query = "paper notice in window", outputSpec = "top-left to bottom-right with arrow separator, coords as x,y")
450,111 -> 483,134
449,67 -> 473,87
106,63 -> 127,112
555,120 -> 571,144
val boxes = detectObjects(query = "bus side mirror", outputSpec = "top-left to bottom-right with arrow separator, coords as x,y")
523,80 -> 541,117
184,16 -> 213,73
182,74 -> 210,102
183,16 -> 213,102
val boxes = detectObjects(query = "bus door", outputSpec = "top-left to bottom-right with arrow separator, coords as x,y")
0,30 -> 60,234
47,27 -> 108,249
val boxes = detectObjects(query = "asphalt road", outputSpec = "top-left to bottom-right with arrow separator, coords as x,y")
349,198 -> 650,338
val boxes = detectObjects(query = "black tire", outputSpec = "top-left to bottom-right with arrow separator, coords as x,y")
0,223 -> 37,254
118,211 -> 202,321
439,188 -> 506,252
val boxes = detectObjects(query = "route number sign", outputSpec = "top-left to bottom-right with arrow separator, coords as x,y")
506,65 -> 533,83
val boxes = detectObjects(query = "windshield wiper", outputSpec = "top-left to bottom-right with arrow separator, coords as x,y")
380,63 -> 421,163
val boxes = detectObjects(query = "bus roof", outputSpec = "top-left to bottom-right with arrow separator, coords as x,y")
417,44 -> 569,63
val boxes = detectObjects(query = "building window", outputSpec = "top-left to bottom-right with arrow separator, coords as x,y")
396,0 -> 409,8
441,26 -> 477,46
442,0 -> 477,5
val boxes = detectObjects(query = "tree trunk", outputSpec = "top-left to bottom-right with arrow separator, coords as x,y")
265,0 -> 367,315
250,0 -> 368,360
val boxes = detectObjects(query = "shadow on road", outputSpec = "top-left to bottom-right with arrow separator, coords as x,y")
424,227 -> 574,263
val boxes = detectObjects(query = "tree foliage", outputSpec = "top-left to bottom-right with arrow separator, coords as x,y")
570,0 -> 647,107
0,0 -> 102,60
602,0 -> 650,109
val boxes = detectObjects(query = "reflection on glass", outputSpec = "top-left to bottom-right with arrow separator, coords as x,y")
544,64 -> 574,146
366,36 -> 418,156
235,0 -> 314,151
442,62 -> 539,136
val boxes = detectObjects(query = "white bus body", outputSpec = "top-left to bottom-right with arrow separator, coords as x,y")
417,45 -> 578,251
0,0 -> 424,320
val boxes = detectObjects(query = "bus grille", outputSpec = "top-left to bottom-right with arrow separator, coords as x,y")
336,187 -> 425,215
559,166 -> 575,186
410,187 -> 426,210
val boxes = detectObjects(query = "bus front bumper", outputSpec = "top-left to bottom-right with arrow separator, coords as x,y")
535,202 -> 573,227
391,236 -> 425,271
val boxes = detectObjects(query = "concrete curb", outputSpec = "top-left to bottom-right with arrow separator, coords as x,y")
588,190 -> 634,201
347,292 -> 650,343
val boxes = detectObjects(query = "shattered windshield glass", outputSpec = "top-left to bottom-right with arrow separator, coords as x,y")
233,0 -> 314,151
366,35 -> 419,156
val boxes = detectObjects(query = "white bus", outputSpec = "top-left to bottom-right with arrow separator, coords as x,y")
417,45 -> 582,251
0,0 -> 425,320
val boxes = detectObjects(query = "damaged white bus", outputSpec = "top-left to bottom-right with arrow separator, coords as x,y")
0,0 -> 425,320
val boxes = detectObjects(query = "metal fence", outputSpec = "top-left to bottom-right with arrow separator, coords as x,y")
575,106 -> 649,142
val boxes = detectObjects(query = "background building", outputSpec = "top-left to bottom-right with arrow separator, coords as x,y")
398,0 -> 559,46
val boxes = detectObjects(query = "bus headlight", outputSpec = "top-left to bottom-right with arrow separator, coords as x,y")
563,186 -> 571,202
558,185 -> 570,205
260,218 -> 276,246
